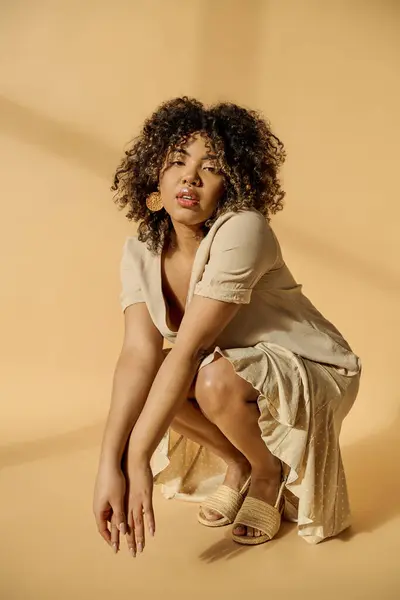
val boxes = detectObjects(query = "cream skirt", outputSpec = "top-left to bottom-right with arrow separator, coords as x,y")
151,342 -> 360,544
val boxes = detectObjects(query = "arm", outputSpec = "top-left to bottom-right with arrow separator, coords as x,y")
122,296 -> 241,553
93,301 -> 163,550
99,302 -> 164,468
127,295 -> 240,463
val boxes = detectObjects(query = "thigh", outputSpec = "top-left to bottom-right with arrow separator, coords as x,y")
306,360 -> 361,423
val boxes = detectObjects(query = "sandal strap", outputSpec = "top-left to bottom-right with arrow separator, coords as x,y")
234,496 -> 282,539
201,485 -> 245,522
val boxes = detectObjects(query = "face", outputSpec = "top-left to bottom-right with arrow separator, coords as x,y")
158,133 -> 225,229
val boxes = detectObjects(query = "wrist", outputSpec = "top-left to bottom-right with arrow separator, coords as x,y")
127,444 -> 150,466
99,449 -> 122,471
127,429 -> 152,461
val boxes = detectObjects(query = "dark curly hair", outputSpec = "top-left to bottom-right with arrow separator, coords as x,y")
112,97 -> 286,254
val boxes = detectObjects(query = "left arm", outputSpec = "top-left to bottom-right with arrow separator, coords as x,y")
123,297 -> 240,554
128,295 -> 241,464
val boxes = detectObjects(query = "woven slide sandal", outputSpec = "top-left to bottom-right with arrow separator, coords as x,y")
232,478 -> 286,545
197,475 -> 251,528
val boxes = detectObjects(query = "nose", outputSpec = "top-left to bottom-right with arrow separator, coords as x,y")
182,170 -> 201,187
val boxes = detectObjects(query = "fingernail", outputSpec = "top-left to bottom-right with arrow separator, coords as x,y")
119,523 -> 126,535
130,548 -> 136,558
112,543 -> 118,554
149,527 -> 154,537
137,542 -> 143,553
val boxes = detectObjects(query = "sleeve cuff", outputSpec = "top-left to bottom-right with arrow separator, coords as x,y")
193,282 -> 252,304
120,293 -> 145,312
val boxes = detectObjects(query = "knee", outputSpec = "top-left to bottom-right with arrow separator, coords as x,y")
195,368 -> 239,420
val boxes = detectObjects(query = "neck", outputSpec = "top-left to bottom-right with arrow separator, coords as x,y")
169,223 -> 204,257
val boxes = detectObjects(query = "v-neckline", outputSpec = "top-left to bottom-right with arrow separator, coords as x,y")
158,234 -> 205,335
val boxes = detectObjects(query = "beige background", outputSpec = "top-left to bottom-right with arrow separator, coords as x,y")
1,1 -> 399,598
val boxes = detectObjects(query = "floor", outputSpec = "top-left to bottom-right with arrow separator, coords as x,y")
1,416 -> 399,600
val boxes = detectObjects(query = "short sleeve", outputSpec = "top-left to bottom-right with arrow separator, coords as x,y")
119,237 -> 145,312
194,210 -> 278,305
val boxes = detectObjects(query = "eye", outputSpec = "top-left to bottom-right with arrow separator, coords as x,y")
204,165 -> 221,173
170,159 -> 185,166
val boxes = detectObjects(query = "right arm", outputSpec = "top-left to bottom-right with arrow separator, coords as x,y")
99,302 -> 164,468
93,301 -> 164,550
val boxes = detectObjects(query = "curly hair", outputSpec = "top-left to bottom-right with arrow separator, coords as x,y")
112,97 -> 286,254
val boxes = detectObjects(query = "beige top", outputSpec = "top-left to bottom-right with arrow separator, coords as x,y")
120,208 -> 360,375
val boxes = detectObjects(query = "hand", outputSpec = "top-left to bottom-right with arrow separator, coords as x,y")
123,454 -> 155,557
93,461 -> 127,553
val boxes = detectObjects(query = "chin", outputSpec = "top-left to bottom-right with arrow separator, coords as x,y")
173,212 -> 205,227
167,203 -> 202,220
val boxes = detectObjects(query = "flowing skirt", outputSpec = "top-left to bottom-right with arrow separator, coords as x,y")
151,342 -> 360,544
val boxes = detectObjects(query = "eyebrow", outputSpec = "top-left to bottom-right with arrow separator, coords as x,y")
173,148 -> 218,160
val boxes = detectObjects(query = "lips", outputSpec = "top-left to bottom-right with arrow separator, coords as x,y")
176,187 -> 200,203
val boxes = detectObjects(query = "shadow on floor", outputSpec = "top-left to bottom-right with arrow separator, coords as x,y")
198,520 -> 295,563
341,412 -> 400,536
1,413 -> 399,562
198,412 -> 400,562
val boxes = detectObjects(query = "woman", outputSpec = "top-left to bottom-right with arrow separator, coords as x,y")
93,97 -> 361,556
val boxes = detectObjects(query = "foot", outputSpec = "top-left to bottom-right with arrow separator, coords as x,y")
232,471 -> 282,538
199,459 -> 251,522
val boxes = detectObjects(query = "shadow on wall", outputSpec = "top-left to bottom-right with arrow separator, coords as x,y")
0,95 -> 118,179
277,222 -> 400,293
1,94 -> 398,294
1,411 -> 400,540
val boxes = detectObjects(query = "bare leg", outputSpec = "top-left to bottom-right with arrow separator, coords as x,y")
196,359 -> 282,538
171,399 -> 251,520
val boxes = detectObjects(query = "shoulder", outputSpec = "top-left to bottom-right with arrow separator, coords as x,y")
120,236 -> 147,271
218,208 -> 268,227
123,235 -> 142,255
203,209 -> 280,272
211,209 -> 277,253
213,209 -> 271,238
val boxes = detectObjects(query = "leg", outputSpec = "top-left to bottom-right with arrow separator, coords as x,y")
161,349 -> 251,515
171,397 -> 251,520
162,348 -> 241,468
195,356 -> 282,538
172,398 -> 247,469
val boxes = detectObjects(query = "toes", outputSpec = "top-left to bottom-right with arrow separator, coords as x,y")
233,525 -> 246,536
201,508 -> 223,521
233,525 -> 263,537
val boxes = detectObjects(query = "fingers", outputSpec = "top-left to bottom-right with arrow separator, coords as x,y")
114,509 -> 127,536
95,512 -> 112,546
126,504 -> 154,557
126,512 -> 137,557
110,514 -> 120,553
111,506 -> 127,553
95,506 -> 126,553
144,499 -> 156,538
132,506 -> 145,554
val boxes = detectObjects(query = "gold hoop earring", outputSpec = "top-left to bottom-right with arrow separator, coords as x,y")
146,191 -> 163,212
